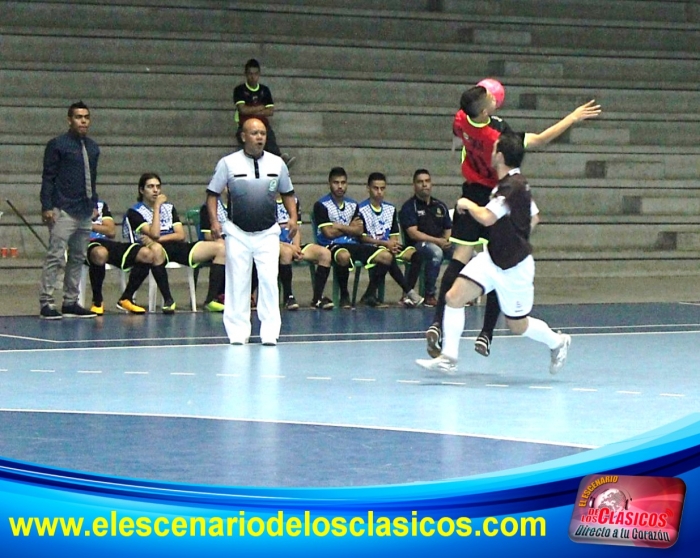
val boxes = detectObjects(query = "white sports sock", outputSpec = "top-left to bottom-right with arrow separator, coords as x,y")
441,305 -> 465,360
522,317 -> 561,349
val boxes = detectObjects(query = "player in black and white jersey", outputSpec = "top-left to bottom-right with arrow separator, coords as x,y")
126,173 -> 226,314
275,196 -> 335,310
416,133 -> 571,375
206,118 -> 298,346
86,200 -> 161,314
358,172 -> 424,308
313,167 -> 394,308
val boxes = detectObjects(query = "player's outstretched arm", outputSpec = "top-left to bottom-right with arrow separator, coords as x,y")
525,100 -> 602,149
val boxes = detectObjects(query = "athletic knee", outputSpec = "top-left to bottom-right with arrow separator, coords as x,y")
506,317 -> 528,335
90,247 -> 108,265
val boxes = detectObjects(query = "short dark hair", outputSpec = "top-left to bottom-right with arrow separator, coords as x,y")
412,168 -> 430,182
367,172 -> 386,186
137,172 -> 162,201
68,101 -> 89,118
459,86 -> 489,118
244,58 -> 261,72
328,167 -> 347,182
496,133 -> 525,168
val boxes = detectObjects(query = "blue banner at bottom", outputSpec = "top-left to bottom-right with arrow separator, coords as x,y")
2,415 -> 700,557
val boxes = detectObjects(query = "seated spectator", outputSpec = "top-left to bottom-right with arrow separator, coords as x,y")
276,195 -> 334,310
233,58 -> 295,168
358,172 -> 424,307
398,169 -> 454,307
313,167 -> 392,308
87,199 -> 168,314
125,172 -> 225,313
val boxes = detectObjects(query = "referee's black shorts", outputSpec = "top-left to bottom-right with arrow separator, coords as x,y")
87,239 -> 142,270
330,243 -> 385,268
450,181 -> 493,246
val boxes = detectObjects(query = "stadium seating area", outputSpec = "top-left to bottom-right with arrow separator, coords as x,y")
1,0 -> 699,300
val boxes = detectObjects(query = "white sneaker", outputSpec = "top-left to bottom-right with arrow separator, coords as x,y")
550,332 -> 571,374
406,289 -> 424,307
416,355 -> 457,375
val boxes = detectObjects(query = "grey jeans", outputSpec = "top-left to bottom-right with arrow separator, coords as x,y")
39,208 -> 92,307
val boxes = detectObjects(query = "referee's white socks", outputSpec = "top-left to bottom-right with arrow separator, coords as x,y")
442,305 -> 465,360
522,317 -> 562,349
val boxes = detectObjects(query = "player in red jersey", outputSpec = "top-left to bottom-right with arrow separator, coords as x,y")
425,85 -> 600,358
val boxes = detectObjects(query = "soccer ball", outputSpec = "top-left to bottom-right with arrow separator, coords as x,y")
477,78 -> 505,109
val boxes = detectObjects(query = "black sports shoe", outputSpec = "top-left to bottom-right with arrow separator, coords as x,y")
474,333 -> 491,357
312,296 -> 334,310
339,294 -> 352,309
61,303 -> 97,318
40,305 -> 63,320
426,323 -> 442,358
285,295 -> 300,311
162,298 -> 176,314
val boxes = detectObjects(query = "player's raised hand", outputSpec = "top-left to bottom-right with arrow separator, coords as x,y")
569,100 -> 602,123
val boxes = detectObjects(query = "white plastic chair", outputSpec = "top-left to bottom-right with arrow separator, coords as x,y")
148,262 -> 198,312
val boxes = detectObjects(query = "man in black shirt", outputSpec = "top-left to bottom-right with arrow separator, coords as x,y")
233,59 -> 296,169
416,133 -> 571,375
39,101 -> 99,319
398,169 -> 453,307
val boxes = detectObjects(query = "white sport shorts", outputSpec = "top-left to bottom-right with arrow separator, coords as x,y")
461,250 -> 534,318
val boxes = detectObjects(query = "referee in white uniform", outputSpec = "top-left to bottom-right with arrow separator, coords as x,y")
206,118 -> 298,345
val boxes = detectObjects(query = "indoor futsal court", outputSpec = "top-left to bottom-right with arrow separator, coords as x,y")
1,302 -> 699,487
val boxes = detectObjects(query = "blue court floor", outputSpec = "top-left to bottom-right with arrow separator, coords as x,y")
1,302 -> 699,487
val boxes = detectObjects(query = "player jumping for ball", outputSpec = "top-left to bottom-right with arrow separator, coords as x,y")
417,133 -> 571,375
425,82 -> 601,359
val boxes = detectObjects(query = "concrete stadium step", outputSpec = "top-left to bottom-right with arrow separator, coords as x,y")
5,1 -> 699,55
442,0 -> 700,25
3,143 -> 698,184
2,32 -> 699,86
535,256 -> 700,279
534,223 -> 700,251
4,70 -> 700,117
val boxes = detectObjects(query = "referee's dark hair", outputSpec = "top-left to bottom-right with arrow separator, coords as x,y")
459,86 -> 489,118
367,172 -> 386,186
496,133 -> 526,169
137,172 -> 162,201
328,166 -> 347,182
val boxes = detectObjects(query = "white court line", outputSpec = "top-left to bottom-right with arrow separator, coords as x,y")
486,384 -> 509,388
352,378 -> 376,382
0,368 -> 8,372
77,370 -> 102,374
171,372 -> 195,376
0,408 -> 597,449
529,386 -> 553,390
0,330 -> 700,354
617,390 -> 641,395
442,381 -> 466,386
397,380 -> 421,384
30,369 -> 54,373
124,371 -> 149,375
307,376 -> 331,381
660,393 -> 685,398
216,373 -> 240,377
573,388 -> 598,392
261,375 -> 285,379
